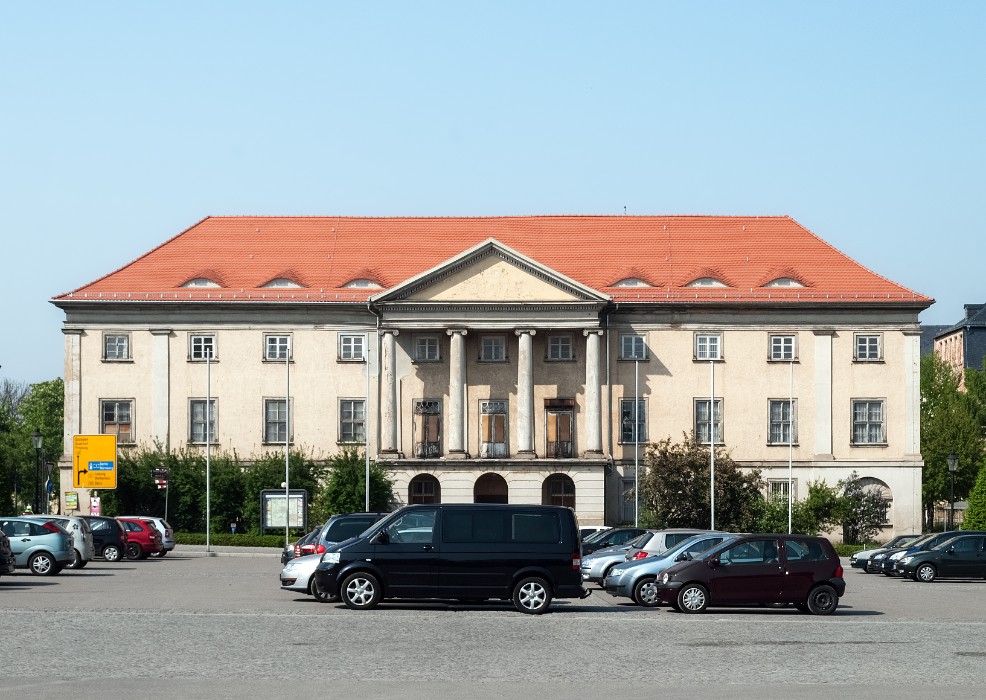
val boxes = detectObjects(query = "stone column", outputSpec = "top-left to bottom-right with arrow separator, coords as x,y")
813,330 -> 834,460
583,329 -> 603,455
380,330 -> 400,455
515,329 -> 536,459
447,329 -> 468,455
150,329 -> 172,451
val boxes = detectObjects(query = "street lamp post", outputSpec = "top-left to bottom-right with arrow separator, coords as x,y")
31,428 -> 43,515
947,452 -> 958,530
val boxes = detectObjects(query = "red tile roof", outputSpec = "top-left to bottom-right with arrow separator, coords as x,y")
53,215 -> 932,305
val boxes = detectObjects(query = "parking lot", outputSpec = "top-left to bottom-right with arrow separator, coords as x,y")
2,550 -> 983,699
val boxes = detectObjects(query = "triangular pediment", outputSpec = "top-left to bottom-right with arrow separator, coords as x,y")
372,239 -> 609,304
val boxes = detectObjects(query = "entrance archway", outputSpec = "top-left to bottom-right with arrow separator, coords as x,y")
474,472 -> 508,504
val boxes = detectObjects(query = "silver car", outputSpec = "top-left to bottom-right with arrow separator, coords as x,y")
0,517 -> 74,575
623,528 -> 710,563
280,554 -> 337,602
23,515 -> 95,569
580,531 -> 657,587
604,533 -> 737,606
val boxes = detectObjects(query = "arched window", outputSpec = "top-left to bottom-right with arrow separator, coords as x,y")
409,474 -> 441,504
261,278 -> 303,288
474,472 -> 508,504
858,477 -> 892,525
612,278 -> 651,288
343,278 -> 382,289
685,277 -> 727,288
542,474 -> 576,509
764,277 -> 805,288
182,278 -> 220,288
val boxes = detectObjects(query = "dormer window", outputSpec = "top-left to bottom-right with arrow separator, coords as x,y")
765,278 -> 805,288
182,278 -> 220,288
261,278 -> 302,289
686,277 -> 727,288
612,278 -> 651,288
343,278 -> 382,289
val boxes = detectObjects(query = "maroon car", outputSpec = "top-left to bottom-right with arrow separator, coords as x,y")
654,533 -> 845,615
118,517 -> 163,560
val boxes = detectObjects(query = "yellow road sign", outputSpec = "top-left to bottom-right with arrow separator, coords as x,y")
73,435 -> 118,489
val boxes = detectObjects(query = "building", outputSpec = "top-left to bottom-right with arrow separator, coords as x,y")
52,215 -> 932,536
934,304 -> 986,388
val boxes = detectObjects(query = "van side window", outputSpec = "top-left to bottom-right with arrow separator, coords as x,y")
443,511 -> 508,543
512,513 -> 561,543
385,510 -> 436,544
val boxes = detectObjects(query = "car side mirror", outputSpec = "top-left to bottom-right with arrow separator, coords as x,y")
946,546 -> 955,554
708,557 -> 719,568
371,530 -> 389,545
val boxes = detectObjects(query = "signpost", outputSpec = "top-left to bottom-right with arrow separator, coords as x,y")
73,435 -> 118,490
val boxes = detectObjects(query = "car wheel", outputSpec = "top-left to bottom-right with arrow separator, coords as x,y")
806,584 -> 838,615
676,583 -> 708,613
66,548 -> 84,570
513,576 -> 553,614
125,542 -> 142,560
311,577 -> 339,603
795,602 -> 810,613
600,564 -> 616,588
102,544 -> 122,562
916,563 -> 937,583
632,577 -> 661,607
341,572 -> 382,610
139,550 -> 150,560
29,552 -> 58,576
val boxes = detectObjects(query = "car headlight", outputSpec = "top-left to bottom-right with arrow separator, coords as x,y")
890,551 -> 905,560
662,572 -> 670,584
900,556 -> 913,565
322,552 -> 340,565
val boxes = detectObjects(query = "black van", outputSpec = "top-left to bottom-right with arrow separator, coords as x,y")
313,503 -> 587,614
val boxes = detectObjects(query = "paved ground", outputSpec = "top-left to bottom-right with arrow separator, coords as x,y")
2,551 -> 983,699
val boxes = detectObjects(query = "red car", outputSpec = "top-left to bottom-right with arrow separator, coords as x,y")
117,517 -> 163,559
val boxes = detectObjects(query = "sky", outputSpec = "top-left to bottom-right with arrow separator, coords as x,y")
2,2 -> 983,386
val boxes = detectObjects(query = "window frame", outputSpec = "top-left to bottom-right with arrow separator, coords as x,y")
414,335 -> 441,363
768,334 -> 797,362
188,334 -> 217,362
479,399 -> 509,457
545,407 -> 575,457
619,334 -> 648,361
853,333 -> 883,362
546,334 -> 574,362
339,398 -> 366,444
100,399 -> 135,445
479,335 -> 507,363
263,397 -> 293,445
264,334 -> 292,362
413,399 -> 442,457
694,398 -> 723,445
851,398 -> 887,445
103,333 -> 131,362
619,398 -> 648,444
767,398 -> 798,445
694,333 -> 722,361
188,398 -> 218,445
338,333 -> 367,362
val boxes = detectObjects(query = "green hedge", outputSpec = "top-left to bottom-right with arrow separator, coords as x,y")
176,532 -> 294,547
834,543 -> 868,557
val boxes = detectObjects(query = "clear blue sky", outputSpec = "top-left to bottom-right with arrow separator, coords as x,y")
2,3 -> 983,386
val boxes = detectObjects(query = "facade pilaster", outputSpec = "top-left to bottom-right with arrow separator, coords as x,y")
380,330 -> 400,455
583,329 -> 603,455
515,329 -> 536,459
447,329 -> 467,455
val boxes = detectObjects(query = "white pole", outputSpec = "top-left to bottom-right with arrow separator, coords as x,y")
285,337 -> 291,548
634,357 -> 639,527
788,358 -> 794,534
205,347 -> 211,553
365,339 -> 370,512
710,358 -> 715,531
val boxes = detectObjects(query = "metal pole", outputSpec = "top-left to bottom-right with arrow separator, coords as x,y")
285,336 -> 291,547
365,340 -> 370,512
710,359 -> 715,530
950,470 -> 955,530
634,357 -> 639,527
205,348 -> 211,553
789,359 -> 794,534
34,447 -> 40,514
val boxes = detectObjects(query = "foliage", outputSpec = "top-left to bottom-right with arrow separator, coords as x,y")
175,532 -> 287,547
0,377 -> 63,514
920,354 -> 983,524
639,434 -> 765,532
963,461 -> 986,531
313,448 -> 396,517
751,480 -> 842,535
838,471 -> 890,545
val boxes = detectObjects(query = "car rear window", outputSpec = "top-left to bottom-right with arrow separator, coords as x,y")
785,539 -> 829,562
325,518 -> 375,541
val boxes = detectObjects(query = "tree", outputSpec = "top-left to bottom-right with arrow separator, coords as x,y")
315,449 -> 395,517
838,471 -> 889,545
0,378 -> 62,514
639,434 -> 764,531
962,461 -> 986,531
751,480 -> 842,535
920,354 -> 983,527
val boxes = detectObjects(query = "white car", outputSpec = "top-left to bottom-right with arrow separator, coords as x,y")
280,554 -> 337,602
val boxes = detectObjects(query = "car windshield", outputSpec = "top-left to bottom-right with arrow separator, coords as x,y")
626,532 -> 652,548
582,529 -> 612,544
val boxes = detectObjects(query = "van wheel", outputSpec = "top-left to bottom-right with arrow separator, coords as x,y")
341,572 -> 381,610
806,585 -> 838,615
29,552 -> 58,576
633,577 -> 661,607
125,543 -> 142,560
102,545 -> 122,562
311,578 -> 339,603
677,583 -> 708,613
513,577 -> 553,614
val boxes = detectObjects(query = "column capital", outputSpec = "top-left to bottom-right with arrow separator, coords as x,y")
149,328 -> 173,336
582,329 -> 604,337
446,329 -> 468,337
381,329 -> 400,337
514,329 -> 537,337
62,328 -> 84,336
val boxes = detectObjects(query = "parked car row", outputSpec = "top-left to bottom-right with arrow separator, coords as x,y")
0,514 -> 174,575
858,530 -> 986,582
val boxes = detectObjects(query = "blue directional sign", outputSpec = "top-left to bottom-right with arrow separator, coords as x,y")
89,461 -> 114,471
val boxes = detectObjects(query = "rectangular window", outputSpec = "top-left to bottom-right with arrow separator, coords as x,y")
769,479 -> 797,502
189,399 -> 217,444
189,334 -> 216,361
410,478 -> 438,504
414,336 -> 440,362
480,336 -> 506,362
339,399 -> 365,442
854,334 -> 882,361
413,399 -> 442,457
620,334 -> 647,360
852,399 -> 886,444
339,334 -> 365,361
620,399 -> 647,443
264,399 -> 291,443
264,335 -> 290,361
480,400 -> 508,457
768,399 -> 797,445
103,334 -> 130,361
546,409 -> 574,457
695,333 -> 721,360
547,335 -> 573,361
695,399 -> 723,444
101,400 -> 134,444
769,334 -> 796,361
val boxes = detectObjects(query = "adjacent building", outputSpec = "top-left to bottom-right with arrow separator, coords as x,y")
52,215 -> 932,536
935,304 -> 986,389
